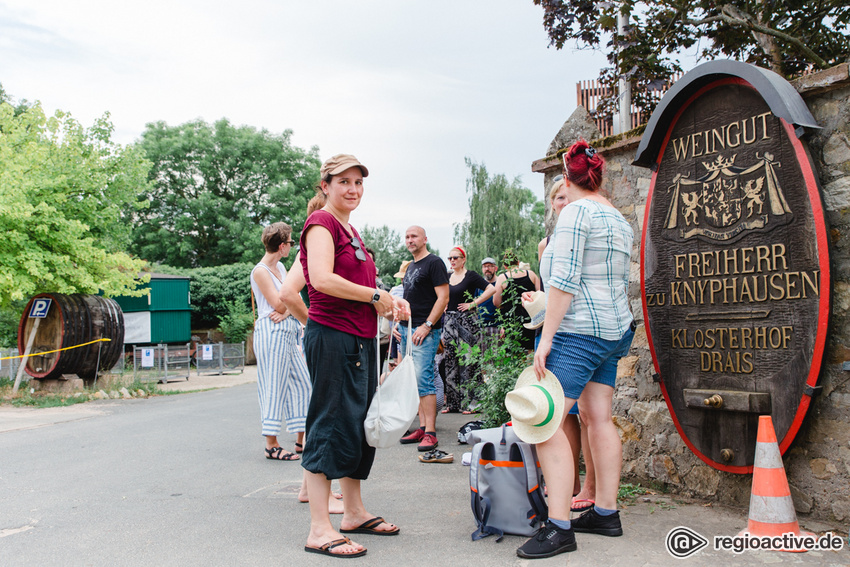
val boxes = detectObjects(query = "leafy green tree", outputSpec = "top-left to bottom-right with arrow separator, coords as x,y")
453,159 -> 545,273
359,224 -> 410,284
0,83 -> 33,117
533,0 -> 850,117
132,119 -> 321,268
0,102 -> 150,308
0,300 -> 25,348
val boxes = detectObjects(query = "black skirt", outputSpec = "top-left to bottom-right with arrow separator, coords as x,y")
301,320 -> 377,480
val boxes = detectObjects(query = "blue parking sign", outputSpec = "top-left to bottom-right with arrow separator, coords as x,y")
28,298 -> 52,318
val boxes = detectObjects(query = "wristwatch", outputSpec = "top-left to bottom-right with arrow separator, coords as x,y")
424,320 -> 433,328
370,289 -> 381,303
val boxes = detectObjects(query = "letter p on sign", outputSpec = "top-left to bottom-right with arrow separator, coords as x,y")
29,298 -> 52,318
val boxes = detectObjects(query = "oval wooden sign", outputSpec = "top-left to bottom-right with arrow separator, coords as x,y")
639,65 -> 829,473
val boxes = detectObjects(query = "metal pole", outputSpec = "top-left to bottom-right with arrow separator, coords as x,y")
218,342 -> 224,375
617,10 -> 632,135
92,339 -> 103,390
12,318 -> 40,394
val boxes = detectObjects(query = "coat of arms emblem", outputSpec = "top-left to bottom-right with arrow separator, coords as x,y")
663,152 -> 792,242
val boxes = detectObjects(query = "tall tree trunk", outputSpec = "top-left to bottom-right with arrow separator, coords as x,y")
754,0 -> 783,74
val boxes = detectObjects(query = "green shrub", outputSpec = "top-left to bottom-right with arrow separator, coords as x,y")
218,300 -> 254,343
458,285 -> 531,427
0,301 -> 25,348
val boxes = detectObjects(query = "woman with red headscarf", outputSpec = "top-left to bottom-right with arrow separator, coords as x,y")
442,245 -> 491,413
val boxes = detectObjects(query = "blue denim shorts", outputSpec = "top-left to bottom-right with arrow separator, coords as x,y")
544,327 -> 635,400
536,332 -> 578,415
399,325 -> 442,397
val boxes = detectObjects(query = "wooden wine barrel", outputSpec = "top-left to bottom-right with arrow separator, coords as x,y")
17,294 -> 125,380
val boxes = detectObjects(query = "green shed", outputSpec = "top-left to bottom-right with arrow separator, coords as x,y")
113,273 -> 192,344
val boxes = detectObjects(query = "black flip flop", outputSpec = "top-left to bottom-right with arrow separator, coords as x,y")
304,537 -> 366,558
340,516 -> 400,536
265,446 -> 299,461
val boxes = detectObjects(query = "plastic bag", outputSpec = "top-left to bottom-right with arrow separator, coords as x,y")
364,319 -> 419,448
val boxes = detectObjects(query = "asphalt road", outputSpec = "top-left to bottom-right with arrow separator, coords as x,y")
0,381 -> 846,566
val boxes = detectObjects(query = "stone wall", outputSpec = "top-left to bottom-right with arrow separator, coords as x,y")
532,64 -> 850,527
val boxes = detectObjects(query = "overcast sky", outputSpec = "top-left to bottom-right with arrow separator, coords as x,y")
0,0 -> 609,264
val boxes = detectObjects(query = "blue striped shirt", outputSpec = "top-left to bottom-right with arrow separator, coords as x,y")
540,199 -> 633,339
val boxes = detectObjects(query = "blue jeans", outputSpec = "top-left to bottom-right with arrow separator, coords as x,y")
399,324 -> 442,397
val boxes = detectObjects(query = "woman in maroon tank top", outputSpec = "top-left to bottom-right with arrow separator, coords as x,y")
281,154 -> 409,558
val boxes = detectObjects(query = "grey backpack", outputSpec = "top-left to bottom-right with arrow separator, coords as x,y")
469,424 -> 548,541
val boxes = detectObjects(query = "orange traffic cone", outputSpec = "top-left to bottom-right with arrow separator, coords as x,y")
739,415 -> 813,552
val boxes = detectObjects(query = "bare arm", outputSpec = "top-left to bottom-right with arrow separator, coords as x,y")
254,267 -> 290,322
492,274 -> 507,308
279,252 -> 308,325
302,225 -> 394,314
430,284 -> 449,324
537,238 -> 546,262
458,282 -> 496,312
410,283 -> 449,346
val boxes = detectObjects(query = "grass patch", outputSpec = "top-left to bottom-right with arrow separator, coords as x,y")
0,376 -> 167,408
618,482 -> 651,505
4,388 -> 92,408
648,499 -> 678,514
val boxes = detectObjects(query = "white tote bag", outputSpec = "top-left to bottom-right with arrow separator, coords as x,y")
364,318 -> 420,448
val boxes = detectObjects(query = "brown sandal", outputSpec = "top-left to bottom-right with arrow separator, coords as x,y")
304,537 -> 366,557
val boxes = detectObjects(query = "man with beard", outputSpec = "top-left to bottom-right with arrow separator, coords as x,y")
397,226 -> 449,452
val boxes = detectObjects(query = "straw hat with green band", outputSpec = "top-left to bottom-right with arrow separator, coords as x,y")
504,366 -> 565,444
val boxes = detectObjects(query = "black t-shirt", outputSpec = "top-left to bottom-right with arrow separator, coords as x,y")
447,270 -> 490,311
403,254 -> 450,328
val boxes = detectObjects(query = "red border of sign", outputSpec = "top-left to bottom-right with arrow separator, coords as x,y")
640,77 -> 830,474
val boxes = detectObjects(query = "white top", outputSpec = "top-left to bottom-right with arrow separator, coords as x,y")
250,262 -> 286,321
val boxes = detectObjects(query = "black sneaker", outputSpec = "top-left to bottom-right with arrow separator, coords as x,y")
571,507 -> 623,537
516,521 -> 577,559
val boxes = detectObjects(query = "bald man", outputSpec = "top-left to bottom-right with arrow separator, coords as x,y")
398,225 -> 449,452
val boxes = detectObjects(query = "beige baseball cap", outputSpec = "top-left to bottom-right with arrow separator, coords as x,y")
320,154 -> 369,181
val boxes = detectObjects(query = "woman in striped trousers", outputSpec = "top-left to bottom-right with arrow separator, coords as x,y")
251,222 -> 312,461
